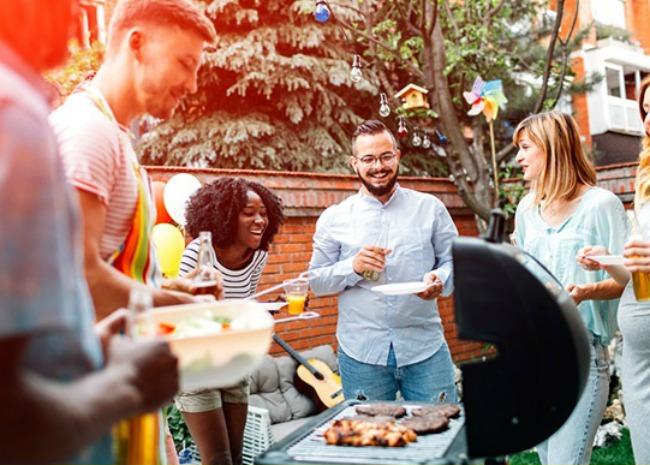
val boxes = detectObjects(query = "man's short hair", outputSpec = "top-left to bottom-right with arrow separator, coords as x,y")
351,119 -> 399,155
108,0 -> 216,46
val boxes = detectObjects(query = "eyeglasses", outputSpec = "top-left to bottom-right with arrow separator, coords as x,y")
353,152 -> 398,166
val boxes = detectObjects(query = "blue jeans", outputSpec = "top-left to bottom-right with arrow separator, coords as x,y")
536,337 -> 610,465
338,343 -> 457,403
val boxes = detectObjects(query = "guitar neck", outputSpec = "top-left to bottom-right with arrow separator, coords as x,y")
272,333 -> 324,379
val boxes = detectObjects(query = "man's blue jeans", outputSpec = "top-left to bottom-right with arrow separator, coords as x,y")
338,343 -> 457,402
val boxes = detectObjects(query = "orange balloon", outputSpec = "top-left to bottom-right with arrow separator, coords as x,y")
153,181 -> 172,224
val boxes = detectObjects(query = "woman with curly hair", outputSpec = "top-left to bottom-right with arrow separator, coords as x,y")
175,177 -> 284,465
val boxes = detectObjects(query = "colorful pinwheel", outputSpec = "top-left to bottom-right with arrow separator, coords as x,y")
463,76 -> 507,122
463,76 -> 508,202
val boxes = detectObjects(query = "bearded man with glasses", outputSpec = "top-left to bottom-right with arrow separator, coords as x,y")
308,119 -> 459,402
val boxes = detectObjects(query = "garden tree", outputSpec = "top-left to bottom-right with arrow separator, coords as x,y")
327,0 -> 586,222
138,0 -> 446,175
45,40 -> 104,101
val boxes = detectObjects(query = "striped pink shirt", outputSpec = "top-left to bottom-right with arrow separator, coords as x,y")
50,92 -> 140,260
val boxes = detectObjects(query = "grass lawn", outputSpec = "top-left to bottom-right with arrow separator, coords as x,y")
508,428 -> 634,465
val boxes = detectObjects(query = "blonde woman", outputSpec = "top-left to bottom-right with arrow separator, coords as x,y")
513,111 -> 627,465
578,76 -> 650,464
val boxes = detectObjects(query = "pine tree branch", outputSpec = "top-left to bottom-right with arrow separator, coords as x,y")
532,0 -> 565,113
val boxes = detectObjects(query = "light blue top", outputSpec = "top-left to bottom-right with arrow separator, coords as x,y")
515,187 -> 628,345
308,184 -> 458,367
0,45 -> 111,464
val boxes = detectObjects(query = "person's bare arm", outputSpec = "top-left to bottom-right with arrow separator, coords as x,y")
576,246 -> 630,287
0,333 -> 178,464
76,189 -> 196,318
565,278 -> 625,304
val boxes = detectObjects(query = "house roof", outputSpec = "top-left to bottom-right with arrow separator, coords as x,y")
395,83 -> 429,98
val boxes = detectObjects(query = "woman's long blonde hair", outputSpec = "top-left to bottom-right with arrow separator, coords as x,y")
513,111 -> 596,207
635,76 -> 650,205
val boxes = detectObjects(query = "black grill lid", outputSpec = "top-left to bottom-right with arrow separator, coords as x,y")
454,210 -> 590,458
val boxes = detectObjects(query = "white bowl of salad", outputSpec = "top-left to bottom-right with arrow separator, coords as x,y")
136,299 -> 274,390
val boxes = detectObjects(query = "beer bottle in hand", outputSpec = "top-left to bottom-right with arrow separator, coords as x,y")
114,288 -> 163,465
194,231 -> 218,295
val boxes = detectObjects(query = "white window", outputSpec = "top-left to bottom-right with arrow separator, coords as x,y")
604,63 -> 646,134
591,0 -> 626,29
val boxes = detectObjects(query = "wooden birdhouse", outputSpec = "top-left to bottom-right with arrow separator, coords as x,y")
395,83 -> 430,110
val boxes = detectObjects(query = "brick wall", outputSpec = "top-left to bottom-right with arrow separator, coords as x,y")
147,164 -> 639,364
627,0 -> 650,54
596,161 -> 637,205
147,166 -> 486,363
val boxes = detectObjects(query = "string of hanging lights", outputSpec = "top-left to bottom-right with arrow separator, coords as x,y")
312,0 -> 448,155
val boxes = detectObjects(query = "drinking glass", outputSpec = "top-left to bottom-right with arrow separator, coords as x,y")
363,227 -> 388,281
284,279 -> 309,315
628,208 -> 650,301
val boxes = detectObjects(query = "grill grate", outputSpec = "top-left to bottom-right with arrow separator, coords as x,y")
285,404 -> 465,465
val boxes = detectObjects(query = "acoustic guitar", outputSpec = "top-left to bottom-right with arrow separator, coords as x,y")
272,334 -> 345,409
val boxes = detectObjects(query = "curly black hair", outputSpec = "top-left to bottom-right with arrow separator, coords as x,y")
185,177 -> 285,251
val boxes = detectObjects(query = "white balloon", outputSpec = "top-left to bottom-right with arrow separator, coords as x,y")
163,174 -> 202,226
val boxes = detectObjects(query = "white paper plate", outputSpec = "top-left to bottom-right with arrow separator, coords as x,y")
587,255 -> 625,266
259,302 -> 287,312
372,281 -> 430,296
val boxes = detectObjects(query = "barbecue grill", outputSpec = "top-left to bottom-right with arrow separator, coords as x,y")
256,210 -> 591,464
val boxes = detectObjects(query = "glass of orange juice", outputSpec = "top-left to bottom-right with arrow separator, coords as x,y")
284,278 -> 309,315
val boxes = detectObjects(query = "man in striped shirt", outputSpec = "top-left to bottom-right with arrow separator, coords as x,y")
50,0 -> 221,318
0,1 -> 178,462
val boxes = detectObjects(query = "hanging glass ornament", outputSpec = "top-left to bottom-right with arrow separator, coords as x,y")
379,93 -> 390,117
422,133 -> 431,149
314,0 -> 330,22
435,129 -> 448,145
397,117 -> 408,139
350,55 -> 362,83
412,129 -> 422,147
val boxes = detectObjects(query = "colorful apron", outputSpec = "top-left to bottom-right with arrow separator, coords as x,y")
82,85 -> 166,465
82,85 -> 160,286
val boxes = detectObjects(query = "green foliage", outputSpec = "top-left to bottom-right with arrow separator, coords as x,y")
45,40 -> 104,99
508,427 -> 634,465
341,0 -> 600,214
596,23 -> 632,42
138,0 -> 448,176
500,165 -> 526,218
166,404 -> 192,452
